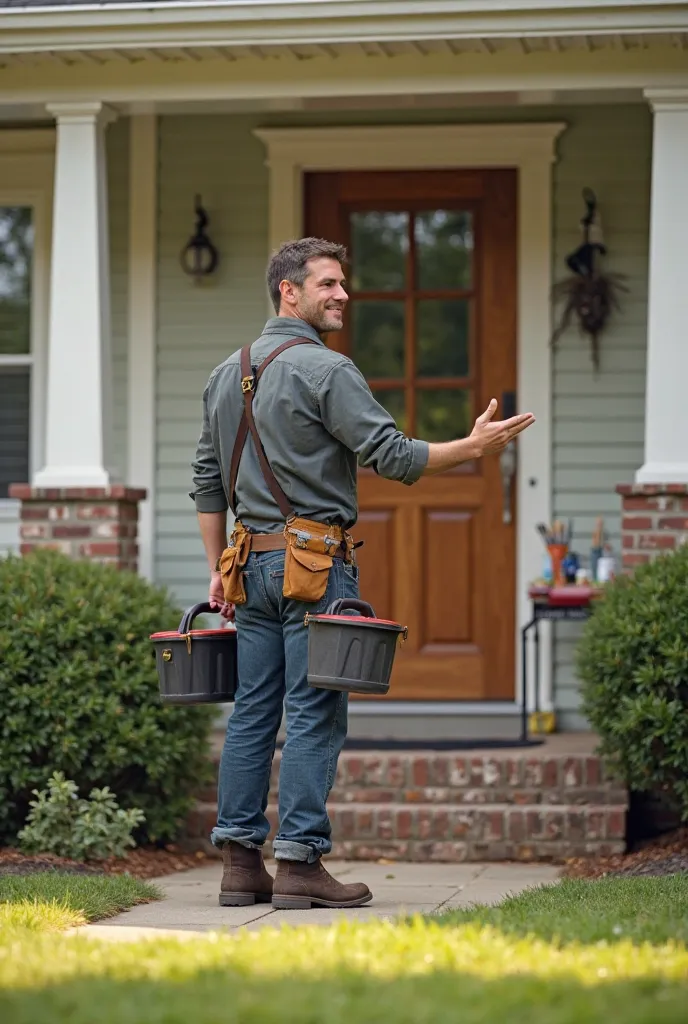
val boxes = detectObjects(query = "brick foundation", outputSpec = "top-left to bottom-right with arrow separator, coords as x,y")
617,484 -> 688,572
8,485 -> 147,573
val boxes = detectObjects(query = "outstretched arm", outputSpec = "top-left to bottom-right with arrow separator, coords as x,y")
423,399 -> 535,474
319,361 -> 534,479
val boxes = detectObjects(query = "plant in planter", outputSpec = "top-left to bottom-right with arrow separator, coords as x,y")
577,544 -> 688,821
551,188 -> 628,371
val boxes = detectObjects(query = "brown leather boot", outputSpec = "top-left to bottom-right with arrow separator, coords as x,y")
272,859 -> 372,910
218,842 -> 274,907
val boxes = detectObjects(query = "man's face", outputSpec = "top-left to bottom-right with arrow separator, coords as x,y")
281,257 -> 349,332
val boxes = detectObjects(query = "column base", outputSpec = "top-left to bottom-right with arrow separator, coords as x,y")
616,484 -> 688,571
8,485 -> 147,574
635,462 -> 688,485
32,466 -> 115,489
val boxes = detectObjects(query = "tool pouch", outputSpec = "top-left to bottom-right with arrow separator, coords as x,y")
282,516 -> 343,603
218,521 -> 252,605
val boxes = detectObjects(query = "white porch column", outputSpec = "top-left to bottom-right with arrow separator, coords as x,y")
636,90 -> 688,484
34,101 -> 117,488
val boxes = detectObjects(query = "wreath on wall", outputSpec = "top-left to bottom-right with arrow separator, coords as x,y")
551,188 -> 628,372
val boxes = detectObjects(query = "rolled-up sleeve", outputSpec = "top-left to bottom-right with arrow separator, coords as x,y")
190,381 -> 228,512
318,360 -> 429,485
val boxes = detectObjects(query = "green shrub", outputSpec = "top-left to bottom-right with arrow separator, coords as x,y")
0,551 -> 214,844
17,771 -> 145,861
577,545 -> 688,818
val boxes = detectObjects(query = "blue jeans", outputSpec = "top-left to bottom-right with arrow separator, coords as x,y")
211,551 -> 359,862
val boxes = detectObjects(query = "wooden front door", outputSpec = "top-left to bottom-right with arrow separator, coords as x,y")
306,169 -> 517,700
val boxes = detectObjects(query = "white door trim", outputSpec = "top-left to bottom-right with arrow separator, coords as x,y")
254,122 -> 565,711
127,113 -> 158,580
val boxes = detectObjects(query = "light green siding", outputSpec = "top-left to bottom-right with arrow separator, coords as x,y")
155,116 -> 268,600
153,105 -> 651,723
108,118 -> 130,482
551,105 -> 651,728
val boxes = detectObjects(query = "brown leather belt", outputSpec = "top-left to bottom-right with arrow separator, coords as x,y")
250,533 -> 346,559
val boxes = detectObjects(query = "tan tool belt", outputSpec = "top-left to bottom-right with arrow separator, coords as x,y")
219,517 -> 354,605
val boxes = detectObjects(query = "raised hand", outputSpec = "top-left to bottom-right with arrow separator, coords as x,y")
470,399 -> 535,456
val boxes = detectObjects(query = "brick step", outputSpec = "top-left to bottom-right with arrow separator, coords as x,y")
187,800 -> 627,863
200,749 -> 624,807
196,740 -> 629,861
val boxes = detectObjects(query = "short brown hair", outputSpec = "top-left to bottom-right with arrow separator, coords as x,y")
267,237 -> 347,313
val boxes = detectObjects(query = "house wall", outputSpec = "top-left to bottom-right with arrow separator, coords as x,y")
551,105 -> 651,728
133,103 -> 651,721
155,116 -> 269,594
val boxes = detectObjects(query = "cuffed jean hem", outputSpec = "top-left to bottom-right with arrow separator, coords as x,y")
211,827 -> 263,851
273,840 -> 324,864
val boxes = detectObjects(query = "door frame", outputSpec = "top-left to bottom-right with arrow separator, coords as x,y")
255,121 -> 567,714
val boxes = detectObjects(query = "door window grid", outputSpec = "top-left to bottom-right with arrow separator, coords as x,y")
348,208 -> 475,442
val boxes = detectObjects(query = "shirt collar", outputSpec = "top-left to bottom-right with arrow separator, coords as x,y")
262,317 -> 325,346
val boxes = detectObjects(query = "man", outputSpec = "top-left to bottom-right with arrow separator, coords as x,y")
191,237 -> 535,910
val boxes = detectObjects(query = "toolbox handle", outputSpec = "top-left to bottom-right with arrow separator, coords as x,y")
324,598 -> 377,619
178,602 -> 215,635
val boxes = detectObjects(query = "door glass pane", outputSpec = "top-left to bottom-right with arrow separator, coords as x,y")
371,388 -> 406,433
0,366 -> 30,498
351,301 -> 405,379
417,389 -> 470,442
417,299 -> 470,378
415,210 -> 473,290
350,212 -> 408,292
0,207 -> 33,355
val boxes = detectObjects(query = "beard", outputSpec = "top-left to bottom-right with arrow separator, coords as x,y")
300,298 -> 345,333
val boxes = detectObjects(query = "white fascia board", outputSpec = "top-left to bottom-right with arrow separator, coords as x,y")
2,2 -> 688,53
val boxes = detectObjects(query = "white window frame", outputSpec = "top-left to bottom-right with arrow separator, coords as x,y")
0,130 -> 54,518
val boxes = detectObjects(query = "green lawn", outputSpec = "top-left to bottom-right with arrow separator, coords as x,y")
1,872 -> 687,1024
434,873 -> 688,945
0,873 -> 161,931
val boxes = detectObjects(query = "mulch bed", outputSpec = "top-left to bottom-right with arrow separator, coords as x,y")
0,845 -> 217,879
563,828 -> 688,879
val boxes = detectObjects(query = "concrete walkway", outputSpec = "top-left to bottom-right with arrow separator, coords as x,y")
75,861 -> 560,941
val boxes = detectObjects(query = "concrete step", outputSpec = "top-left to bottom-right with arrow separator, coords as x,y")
214,703 -> 527,743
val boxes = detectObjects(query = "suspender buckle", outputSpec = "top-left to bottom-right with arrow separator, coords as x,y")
241,375 -> 255,394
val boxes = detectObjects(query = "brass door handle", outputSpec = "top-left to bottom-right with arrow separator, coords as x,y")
499,440 -> 517,525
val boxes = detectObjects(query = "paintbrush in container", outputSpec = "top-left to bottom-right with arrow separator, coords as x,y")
590,516 -> 604,583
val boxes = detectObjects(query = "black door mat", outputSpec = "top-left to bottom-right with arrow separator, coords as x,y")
276,737 -> 544,751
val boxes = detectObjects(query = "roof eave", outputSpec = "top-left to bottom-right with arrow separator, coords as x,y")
2,0 -> 688,55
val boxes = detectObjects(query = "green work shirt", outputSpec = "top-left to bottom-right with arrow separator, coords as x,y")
190,317 -> 429,532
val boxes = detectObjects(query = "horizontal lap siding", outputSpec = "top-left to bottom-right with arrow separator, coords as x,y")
155,116 -> 268,608
551,104 -> 651,728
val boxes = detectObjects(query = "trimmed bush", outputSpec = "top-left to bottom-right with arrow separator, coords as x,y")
0,552 -> 214,844
577,545 -> 688,819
